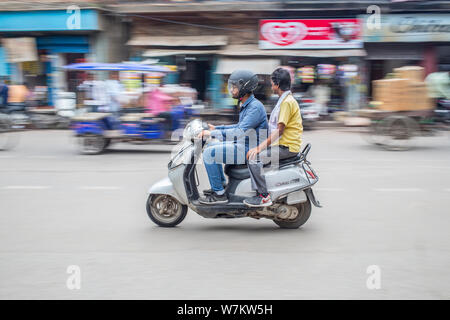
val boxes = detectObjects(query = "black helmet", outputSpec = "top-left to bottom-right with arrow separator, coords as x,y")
228,70 -> 259,98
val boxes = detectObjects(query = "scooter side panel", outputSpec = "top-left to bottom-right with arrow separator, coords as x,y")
266,166 -> 309,200
234,165 -> 314,201
231,178 -> 255,198
168,164 -> 189,204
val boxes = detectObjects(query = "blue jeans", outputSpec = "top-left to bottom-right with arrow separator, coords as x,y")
202,141 -> 246,192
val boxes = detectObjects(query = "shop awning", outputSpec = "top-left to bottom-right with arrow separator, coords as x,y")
219,45 -> 367,58
127,35 -> 228,47
143,49 -> 218,57
365,44 -> 423,60
37,36 -> 90,54
61,63 -> 171,72
215,58 -> 281,75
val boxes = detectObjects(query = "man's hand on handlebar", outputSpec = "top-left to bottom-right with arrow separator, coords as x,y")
208,124 -> 215,131
198,130 -> 211,139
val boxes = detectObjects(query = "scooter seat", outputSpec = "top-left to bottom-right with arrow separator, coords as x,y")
275,155 -> 302,168
224,164 -> 250,180
224,155 -> 302,180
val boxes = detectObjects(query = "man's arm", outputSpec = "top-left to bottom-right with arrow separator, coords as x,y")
247,123 -> 285,160
213,103 -> 264,141
247,100 -> 292,160
215,123 -> 238,130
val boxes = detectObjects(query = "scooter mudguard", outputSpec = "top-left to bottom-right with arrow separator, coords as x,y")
148,177 -> 188,205
305,188 -> 322,208
286,190 -> 308,205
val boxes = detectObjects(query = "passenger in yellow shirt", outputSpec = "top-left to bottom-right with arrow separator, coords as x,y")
244,67 -> 303,207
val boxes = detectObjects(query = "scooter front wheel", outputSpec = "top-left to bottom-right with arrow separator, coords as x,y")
146,194 -> 188,227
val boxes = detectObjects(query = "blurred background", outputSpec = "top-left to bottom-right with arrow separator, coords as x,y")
0,0 -> 450,300
0,0 -> 449,128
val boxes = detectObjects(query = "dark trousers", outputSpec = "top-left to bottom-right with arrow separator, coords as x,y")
248,145 -> 298,195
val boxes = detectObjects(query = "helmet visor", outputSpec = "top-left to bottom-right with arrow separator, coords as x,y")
227,78 -> 241,97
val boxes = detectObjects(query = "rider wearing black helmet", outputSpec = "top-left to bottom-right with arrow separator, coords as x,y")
227,70 -> 259,99
198,70 -> 268,205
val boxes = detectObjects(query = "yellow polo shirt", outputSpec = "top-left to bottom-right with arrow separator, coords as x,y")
273,94 -> 303,153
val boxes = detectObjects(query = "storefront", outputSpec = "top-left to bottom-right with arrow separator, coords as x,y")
360,13 -> 450,97
127,35 -> 227,103
255,18 -> 366,111
0,9 -> 101,106
127,16 -> 367,111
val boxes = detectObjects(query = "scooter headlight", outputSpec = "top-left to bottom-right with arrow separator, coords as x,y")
182,124 -> 195,141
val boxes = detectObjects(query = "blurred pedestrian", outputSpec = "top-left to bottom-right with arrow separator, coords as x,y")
0,78 -> 8,111
77,73 -> 107,112
425,71 -> 450,100
105,71 -> 124,114
309,80 -> 330,116
7,82 -> 31,113
145,87 -> 175,135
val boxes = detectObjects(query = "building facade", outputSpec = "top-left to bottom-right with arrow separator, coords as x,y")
1,0 -> 449,109
0,2 -> 128,106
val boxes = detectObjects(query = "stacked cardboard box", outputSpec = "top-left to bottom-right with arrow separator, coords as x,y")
394,66 -> 424,82
371,66 -> 432,111
372,78 -> 409,111
406,81 -> 433,110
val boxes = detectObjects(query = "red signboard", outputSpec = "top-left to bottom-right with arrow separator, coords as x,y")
259,19 -> 363,49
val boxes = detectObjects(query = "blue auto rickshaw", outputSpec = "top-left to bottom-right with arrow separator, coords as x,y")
63,63 -> 194,154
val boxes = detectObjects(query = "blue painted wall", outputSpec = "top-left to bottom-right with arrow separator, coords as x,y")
0,10 -> 99,32
0,47 -> 10,76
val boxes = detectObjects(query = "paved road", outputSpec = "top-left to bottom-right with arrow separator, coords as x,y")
0,129 -> 449,299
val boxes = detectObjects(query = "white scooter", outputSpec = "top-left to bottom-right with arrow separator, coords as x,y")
146,119 -> 321,229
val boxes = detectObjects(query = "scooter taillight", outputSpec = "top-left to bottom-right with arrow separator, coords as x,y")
306,170 -> 316,179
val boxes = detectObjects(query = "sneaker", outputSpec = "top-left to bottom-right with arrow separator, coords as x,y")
203,183 -> 227,196
198,192 -> 228,205
243,194 -> 273,207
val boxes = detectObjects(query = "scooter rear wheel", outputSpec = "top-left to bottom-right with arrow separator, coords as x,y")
146,194 -> 188,227
274,199 -> 311,229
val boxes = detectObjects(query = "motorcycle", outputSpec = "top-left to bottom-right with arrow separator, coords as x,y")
2,92 -> 76,130
26,91 -> 77,129
146,119 -> 321,229
434,98 -> 450,125
293,92 -> 319,130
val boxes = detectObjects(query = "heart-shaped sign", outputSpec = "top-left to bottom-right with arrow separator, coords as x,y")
261,22 -> 307,46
